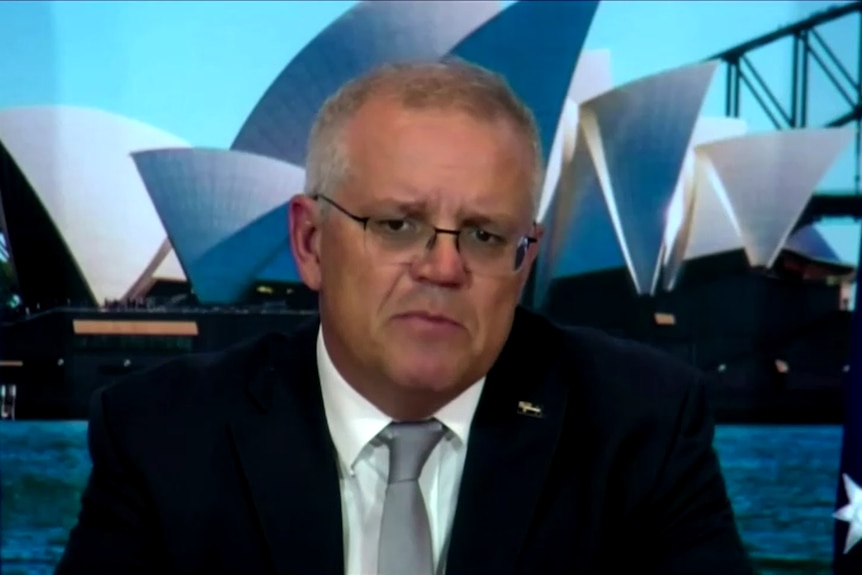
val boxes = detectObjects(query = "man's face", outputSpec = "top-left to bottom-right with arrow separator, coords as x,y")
293,98 -> 540,400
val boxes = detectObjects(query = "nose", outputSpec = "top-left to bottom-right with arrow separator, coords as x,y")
410,232 -> 467,286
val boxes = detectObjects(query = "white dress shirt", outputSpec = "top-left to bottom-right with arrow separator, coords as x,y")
317,327 -> 484,575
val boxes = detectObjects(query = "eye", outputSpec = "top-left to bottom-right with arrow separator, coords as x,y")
372,218 -> 419,234
468,227 -> 504,244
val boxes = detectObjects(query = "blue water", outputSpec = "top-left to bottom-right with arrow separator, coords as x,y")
0,423 -> 845,574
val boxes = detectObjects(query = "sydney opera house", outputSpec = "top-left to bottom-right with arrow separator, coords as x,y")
0,0 -> 856,420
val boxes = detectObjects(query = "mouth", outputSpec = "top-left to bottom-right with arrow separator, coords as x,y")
393,311 -> 463,328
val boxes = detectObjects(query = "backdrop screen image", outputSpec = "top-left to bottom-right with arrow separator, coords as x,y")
1,1 -> 861,574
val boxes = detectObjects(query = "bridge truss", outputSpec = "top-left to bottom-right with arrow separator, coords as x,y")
705,1 -> 862,225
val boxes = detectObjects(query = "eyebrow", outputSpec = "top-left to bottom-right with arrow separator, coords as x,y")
459,212 -> 519,231
366,193 -> 525,231
365,198 -> 428,215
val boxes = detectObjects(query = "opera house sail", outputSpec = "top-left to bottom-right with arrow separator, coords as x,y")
131,148 -> 306,305
0,106 -> 190,308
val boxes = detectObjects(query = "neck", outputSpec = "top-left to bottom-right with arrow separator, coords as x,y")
353,383 -> 462,421
320,325 -> 471,421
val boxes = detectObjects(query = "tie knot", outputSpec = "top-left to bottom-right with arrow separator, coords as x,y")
380,420 -> 446,483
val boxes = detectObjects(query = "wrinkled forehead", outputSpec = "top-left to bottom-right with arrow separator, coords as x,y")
342,100 -> 537,223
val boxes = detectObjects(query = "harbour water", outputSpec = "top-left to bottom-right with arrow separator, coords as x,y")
0,422 -> 844,574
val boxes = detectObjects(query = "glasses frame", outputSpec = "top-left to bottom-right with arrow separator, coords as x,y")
313,193 -> 538,274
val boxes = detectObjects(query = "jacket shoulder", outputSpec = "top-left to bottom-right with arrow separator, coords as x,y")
565,324 -> 702,388
516,306 -> 702,382
91,330 -> 288,426
514,306 -> 706,419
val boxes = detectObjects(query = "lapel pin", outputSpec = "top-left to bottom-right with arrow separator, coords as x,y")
517,401 -> 543,418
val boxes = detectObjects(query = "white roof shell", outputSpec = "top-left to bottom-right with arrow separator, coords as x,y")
0,105 -> 189,303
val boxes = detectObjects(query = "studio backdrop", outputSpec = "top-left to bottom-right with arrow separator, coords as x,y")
0,2 -> 861,574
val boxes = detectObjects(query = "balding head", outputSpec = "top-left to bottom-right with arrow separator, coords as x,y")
304,59 -> 545,217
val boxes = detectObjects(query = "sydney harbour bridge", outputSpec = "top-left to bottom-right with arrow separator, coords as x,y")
707,1 -> 861,223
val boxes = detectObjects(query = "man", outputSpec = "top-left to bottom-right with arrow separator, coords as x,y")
57,60 -> 753,574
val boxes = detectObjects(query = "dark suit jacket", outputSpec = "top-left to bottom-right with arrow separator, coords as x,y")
56,306 -> 754,574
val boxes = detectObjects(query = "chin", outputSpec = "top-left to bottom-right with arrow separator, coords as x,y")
387,353 -> 470,393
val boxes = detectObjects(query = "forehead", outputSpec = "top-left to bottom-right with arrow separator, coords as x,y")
343,99 -> 535,216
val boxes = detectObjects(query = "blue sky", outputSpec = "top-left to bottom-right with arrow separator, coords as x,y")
0,0 -> 858,263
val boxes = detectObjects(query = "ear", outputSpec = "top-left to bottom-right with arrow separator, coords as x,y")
288,194 -> 323,291
518,222 -> 545,289
531,223 -> 545,249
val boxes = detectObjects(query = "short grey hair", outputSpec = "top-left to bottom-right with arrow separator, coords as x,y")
303,58 -> 545,217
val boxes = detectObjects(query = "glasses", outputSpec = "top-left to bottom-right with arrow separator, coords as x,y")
314,194 -> 537,276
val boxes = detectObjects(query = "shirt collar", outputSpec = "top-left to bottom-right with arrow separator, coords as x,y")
317,326 -> 485,474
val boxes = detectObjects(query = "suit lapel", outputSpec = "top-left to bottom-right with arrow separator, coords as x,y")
228,319 -> 345,575
446,309 -> 569,575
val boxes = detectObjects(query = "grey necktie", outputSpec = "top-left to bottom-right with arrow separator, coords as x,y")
377,419 -> 446,575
